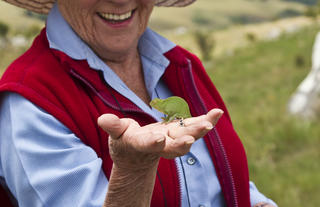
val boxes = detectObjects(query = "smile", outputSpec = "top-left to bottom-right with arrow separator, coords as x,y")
98,10 -> 135,22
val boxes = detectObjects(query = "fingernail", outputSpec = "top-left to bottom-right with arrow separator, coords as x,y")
206,125 -> 213,130
217,110 -> 224,119
97,116 -> 103,125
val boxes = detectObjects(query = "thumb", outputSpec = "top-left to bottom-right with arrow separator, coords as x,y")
97,114 -> 129,139
207,108 -> 224,126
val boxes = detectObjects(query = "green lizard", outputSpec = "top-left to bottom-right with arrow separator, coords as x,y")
150,96 -> 192,123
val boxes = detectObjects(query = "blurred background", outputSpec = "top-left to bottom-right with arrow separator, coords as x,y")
0,0 -> 319,206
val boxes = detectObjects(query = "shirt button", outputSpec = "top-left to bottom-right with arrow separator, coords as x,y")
187,157 -> 196,165
199,205 -> 205,207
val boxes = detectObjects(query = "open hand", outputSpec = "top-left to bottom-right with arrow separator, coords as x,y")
97,108 -> 223,171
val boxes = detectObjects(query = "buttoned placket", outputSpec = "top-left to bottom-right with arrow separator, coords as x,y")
180,151 -> 211,207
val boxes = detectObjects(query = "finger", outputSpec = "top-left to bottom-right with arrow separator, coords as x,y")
253,203 -> 273,207
160,135 -> 195,159
183,108 -> 223,126
125,130 -> 166,154
206,108 -> 224,126
97,114 -> 131,139
168,121 -> 213,140
167,109 -> 223,139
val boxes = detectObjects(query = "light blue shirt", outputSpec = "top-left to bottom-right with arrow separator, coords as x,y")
0,4 -> 277,207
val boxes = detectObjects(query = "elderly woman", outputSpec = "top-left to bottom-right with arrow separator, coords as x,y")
0,0 -> 277,207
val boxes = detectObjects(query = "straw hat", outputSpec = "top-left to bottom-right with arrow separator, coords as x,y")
3,0 -> 196,14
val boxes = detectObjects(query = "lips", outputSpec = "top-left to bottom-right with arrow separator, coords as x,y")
98,9 -> 135,24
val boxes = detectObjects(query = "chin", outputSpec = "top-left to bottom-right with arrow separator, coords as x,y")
105,39 -> 138,53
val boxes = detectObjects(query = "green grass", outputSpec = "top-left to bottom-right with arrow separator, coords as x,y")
0,1 -> 43,35
0,0 -> 307,33
150,0 -> 306,31
207,25 -> 320,207
0,1 -> 319,205
0,44 -> 28,73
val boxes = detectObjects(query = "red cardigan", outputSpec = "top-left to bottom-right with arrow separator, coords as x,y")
0,29 -> 250,207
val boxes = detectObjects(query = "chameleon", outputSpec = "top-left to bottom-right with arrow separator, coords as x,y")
150,96 -> 192,123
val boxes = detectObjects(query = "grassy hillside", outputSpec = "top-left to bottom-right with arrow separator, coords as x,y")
0,1 -> 43,34
150,0 -> 306,31
0,0 -> 307,33
0,1 -> 319,206
161,16 -> 316,58
1,23 -> 319,206
206,25 -> 320,207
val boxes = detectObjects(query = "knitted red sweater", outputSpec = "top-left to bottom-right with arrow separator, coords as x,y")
0,29 -> 250,207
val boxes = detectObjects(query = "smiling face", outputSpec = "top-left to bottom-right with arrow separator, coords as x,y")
57,0 -> 155,62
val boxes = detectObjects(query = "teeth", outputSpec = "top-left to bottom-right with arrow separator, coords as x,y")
100,11 -> 132,21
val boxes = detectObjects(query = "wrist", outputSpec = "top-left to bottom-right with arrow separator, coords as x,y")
112,155 -> 160,172
104,161 -> 159,207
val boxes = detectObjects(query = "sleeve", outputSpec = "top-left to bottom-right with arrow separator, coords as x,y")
249,181 -> 278,207
0,92 -> 108,207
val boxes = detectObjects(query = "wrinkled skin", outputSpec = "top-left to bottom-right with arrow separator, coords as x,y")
57,0 -> 227,206
97,109 -> 224,206
58,0 -> 155,104
57,0 -> 155,63
98,109 -> 224,170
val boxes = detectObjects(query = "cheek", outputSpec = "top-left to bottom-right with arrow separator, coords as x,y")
58,0 -> 92,27
140,0 -> 154,5
62,9 -> 97,49
70,11 -> 92,36
138,4 -> 154,30
78,0 -> 97,8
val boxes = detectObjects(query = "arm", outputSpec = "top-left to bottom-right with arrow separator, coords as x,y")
104,160 -> 158,207
0,93 -> 108,207
0,92 -> 223,207
250,181 -> 278,207
253,203 -> 276,207
98,110 -> 223,207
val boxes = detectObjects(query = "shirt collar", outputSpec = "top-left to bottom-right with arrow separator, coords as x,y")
46,3 -> 176,113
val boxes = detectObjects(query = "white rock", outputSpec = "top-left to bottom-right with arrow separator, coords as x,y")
265,28 -> 282,40
284,24 -> 300,34
288,32 -> 320,119
10,35 -> 27,47
174,27 -> 187,35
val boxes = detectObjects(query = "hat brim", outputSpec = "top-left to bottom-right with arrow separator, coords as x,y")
3,0 -> 196,14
